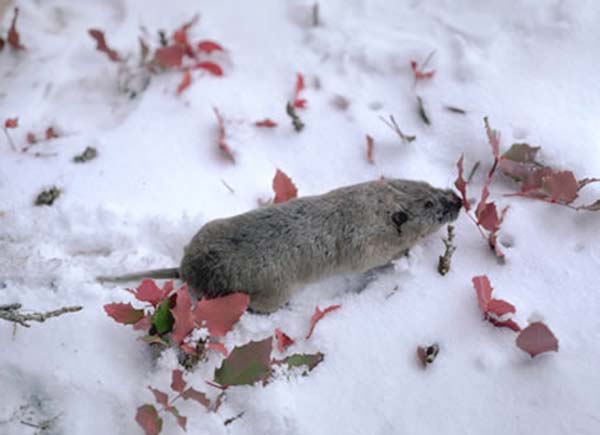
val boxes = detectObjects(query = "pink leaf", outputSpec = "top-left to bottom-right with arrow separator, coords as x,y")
133,315 -> 153,331
484,116 -> 500,160
476,201 -> 499,232
292,73 -> 307,109
4,118 -> 18,129
135,405 -> 163,435
410,60 -> 435,81
8,8 -> 25,51
472,275 -> 492,313
45,127 -> 59,140
274,328 -> 295,353
128,279 -> 168,307
273,169 -> 298,204
193,292 -> 249,337
542,170 -> 579,204
207,341 -> 229,356
171,369 -> 186,393
104,303 -> 144,325
182,387 -> 211,409
516,322 -> 559,357
487,298 -> 516,318
149,387 -> 169,407
488,318 -> 521,332
306,305 -> 341,339
197,40 -> 225,54
170,284 -> 195,344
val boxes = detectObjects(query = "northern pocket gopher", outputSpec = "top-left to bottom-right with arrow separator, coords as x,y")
98,179 -> 462,312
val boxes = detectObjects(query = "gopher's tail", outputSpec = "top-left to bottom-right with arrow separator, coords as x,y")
96,267 -> 180,283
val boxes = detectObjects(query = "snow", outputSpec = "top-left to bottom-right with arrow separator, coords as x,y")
1,0 -> 600,434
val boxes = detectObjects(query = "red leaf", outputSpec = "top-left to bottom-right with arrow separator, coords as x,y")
4,118 -> 18,129
7,8 -> 25,51
26,132 -> 36,144
207,341 -> 229,356
542,170 -> 579,204
177,70 -> 192,95
193,292 -> 249,337
45,127 -> 59,140
366,135 -> 374,164
516,322 -> 559,357
104,303 -> 145,325
410,60 -> 435,81
306,304 -> 341,339
149,387 -> 169,407
128,279 -> 169,307
454,154 -> 471,212
172,14 -> 199,51
171,369 -> 186,393
165,407 -> 187,432
273,169 -> 298,204
487,298 -> 516,318
194,61 -> 223,76
88,29 -> 120,62
476,201 -> 499,232
182,387 -> 211,409
197,40 -> 225,54
255,119 -> 278,128
212,107 -> 235,163
292,73 -> 307,109
484,117 -> 500,160
274,328 -> 295,353
154,45 -> 185,68
472,275 -> 492,313
170,284 -> 195,344
489,318 -> 521,332
135,404 -> 163,435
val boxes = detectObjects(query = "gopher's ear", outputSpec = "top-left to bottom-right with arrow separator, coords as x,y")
391,211 -> 409,233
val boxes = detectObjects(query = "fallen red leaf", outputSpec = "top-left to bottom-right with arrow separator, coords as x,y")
171,369 -> 186,393
104,302 -> 145,325
154,44 -> 185,68
177,70 -> 192,95
45,127 -> 59,140
366,134 -> 374,164
135,405 -> 162,435
484,116 -> 500,161
472,275 -> 518,330
170,284 -> 195,344
127,279 -> 173,307
516,322 -> 559,357
194,61 -> 223,76
212,107 -> 235,163
306,304 -> 341,339
273,169 -> 298,204
88,29 -> 120,62
4,118 -> 18,129
542,170 -> 578,204
193,292 -> 249,337
410,60 -> 435,81
7,8 -> 25,51
476,200 -> 499,232
182,387 -> 211,408
293,73 -> 307,108
488,318 -> 521,332
274,328 -> 295,353
197,40 -> 225,54
255,119 -> 277,128
149,387 -> 169,407
172,14 -> 199,55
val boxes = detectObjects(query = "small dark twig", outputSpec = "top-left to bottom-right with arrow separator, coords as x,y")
467,161 -> 480,184
73,146 -> 97,163
220,179 -> 235,194
445,106 -> 467,115
0,304 -> 82,327
416,96 -> 430,125
224,411 -> 245,426
437,225 -> 456,276
286,102 -> 305,132
379,115 -> 416,144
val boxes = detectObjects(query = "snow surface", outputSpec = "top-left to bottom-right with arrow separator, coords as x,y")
1,0 -> 600,434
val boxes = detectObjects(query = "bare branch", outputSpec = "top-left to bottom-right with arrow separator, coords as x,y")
0,304 -> 82,327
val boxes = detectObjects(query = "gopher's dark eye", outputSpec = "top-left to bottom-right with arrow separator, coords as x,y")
424,200 -> 434,209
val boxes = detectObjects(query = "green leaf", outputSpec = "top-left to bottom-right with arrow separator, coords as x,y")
152,299 -> 174,335
214,337 -> 272,386
284,352 -> 324,372
501,143 -> 540,163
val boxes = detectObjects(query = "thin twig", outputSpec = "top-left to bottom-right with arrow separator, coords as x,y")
379,115 -> 416,143
437,225 -> 456,276
224,411 -> 245,426
445,106 -> 467,115
416,96 -> 430,125
467,161 -> 480,184
0,305 -> 82,327
2,127 -> 17,151
286,102 -> 305,132
220,179 -> 235,194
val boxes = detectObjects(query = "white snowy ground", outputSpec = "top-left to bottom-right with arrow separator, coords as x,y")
1,0 -> 600,434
